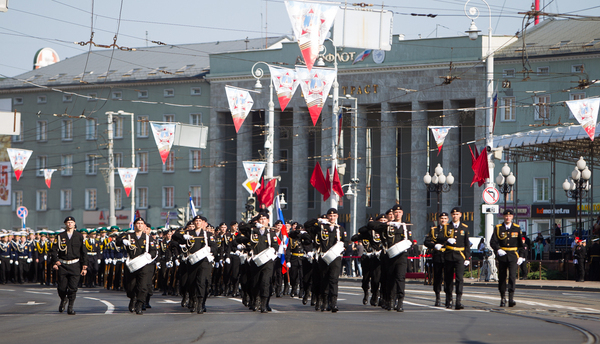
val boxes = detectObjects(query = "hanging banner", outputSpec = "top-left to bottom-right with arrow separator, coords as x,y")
285,1 -> 338,71
0,162 -> 10,206
566,98 -> 600,141
242,177 -> 260,195
118,168 -> 138,197
243,161 -> 266,180
296,66 -> 337,126
6,148 -> 32,181
43,168 -> 57,188
150,122 -> 176,164
429,126 -> 456,155
268,65 -> 299,111
225,85 -> 254,133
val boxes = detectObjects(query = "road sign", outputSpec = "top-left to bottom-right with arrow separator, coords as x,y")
482,204 -> 499,214
482,187 -> 500,205
16,206 -> 28,219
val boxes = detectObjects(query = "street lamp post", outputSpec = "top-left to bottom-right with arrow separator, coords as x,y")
423,164 -> 455,215
465,0 -> 495,248
562,157 -> 591,238
496,163 -> 516,212
344,94 -> 359,236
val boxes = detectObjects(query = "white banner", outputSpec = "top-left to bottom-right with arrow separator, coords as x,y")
225,86 -> 254,133
429,126 -> 456,154
150,122 -> 176,164
243,161 -> 266,180
268,65 -> 299,111
566,98 -> 600,141
285,1 -> 338,71
118,168 -> 138,197
296,66 -> 337,126
43,168 -> 57,188
7,148 -> 32,181
0,162 -> 11,206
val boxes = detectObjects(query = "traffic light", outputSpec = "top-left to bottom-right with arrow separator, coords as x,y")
177,207 -> 186,227
244,197 -> 256,222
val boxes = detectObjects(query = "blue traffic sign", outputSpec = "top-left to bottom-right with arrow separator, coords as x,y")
16,206 -> 28,219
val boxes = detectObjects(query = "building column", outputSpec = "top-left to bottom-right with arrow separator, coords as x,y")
236,114 -> 253,220
442,100 -> 459,213
292,105 -> 308,221
410,101 -> 427,240
379,101 -> 396,208
209,105 -> 226,224
356,104 -> 368,228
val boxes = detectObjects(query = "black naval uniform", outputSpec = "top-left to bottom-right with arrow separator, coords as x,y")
116,232 -> 158,314
0,240 -> 11,284
588,240 -> 600,281
573,241 -> 587,282
84,237 -> 101,287
354,226 -> 383,307
423,224 -> 446,306
50,230 -> 88,315
490,222 -> 524,307
286,230 -> 304,298
222,231 -> 241,296
442,222 -> 470,309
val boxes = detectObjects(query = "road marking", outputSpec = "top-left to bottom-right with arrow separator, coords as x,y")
229,298 -> 243,303
84,297 -> 115,314
25,290 -> 52,295
338,292 -> 361,296
16,301 -> 46,305
0,289 -> 16,292
157,300 -> 181,304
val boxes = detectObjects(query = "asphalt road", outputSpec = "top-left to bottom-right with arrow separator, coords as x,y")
1,281 -> 598,344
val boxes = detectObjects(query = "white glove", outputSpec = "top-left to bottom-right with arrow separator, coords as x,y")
106,258 -> 111,264
388,222 -> 401,229
175,259 -> 180,266
44,255 -> 47,260
447,238 -> 456,245
113,260 -> 117,265
156,262 -> 161,269
166,261 -> 173,268
27,258 -> 32,263
237,244 -> 244,250
573,259 -> 578,265
318,218 -> 329,225
97,259 -> 101,265
255,223 -> 264,229
307,252 -> 314,258
375,250 -> 381,258
225,258 -> 231,264
183,234 -> 193,240
497,249 -> 507,257
208,255 -> 215,263
15,261 -> 18,266
434,244 -> 443,251
286,262 -> 291,268
9,260 -> 13,264
464,260 -> 470,267
121,239 -> 131,246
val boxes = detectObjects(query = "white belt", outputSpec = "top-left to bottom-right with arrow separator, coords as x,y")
87,252 -> 97,256
59,258 -> 80,265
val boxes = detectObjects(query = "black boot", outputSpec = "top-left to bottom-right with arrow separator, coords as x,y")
265,296 -> 272,312
331,296 -> 339,313
260,297 -> 268,313
445,295 -> 453,309
370,290 -> 379,307
135,301 -> 144,315
145,294 -> 152,309
196,298 -> 204,314
396,298 -> 404,312
434,293 -> 441,307
324,296 -> 331,312
508,293 -> 516,307
362,291 -> 369,305
59,297 -> 67,313
315,295 -> 322,311
67,298 -> 76,315
310,292 -> 316,306
181,293 -> 189,308
302,291 -> 310,305
128,298 -> 135,313
455,294 -> 464,310
500,294 -> 507,307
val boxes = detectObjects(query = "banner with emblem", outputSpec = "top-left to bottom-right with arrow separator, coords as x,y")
6,148 -> 32,181
117,168 -> 138,197
225,85 -> 255,133
0,162 -> 10,205
268,65 -> 299,111
43,168 -> 57,188
285,1 -> 338,71
242,177 -> 260,195
566,98 -> 600,141
429,126 -> 457,155
296,66 -> 336,126
150,122 -> 176,164
243,161 -> 266,180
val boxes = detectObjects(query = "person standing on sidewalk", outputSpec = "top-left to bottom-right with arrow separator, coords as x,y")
442,207 -> 471,310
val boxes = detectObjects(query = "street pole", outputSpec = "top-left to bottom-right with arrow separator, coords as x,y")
352,96 -> 358,236
106,112 -> 116,226
330,41 -> 339,210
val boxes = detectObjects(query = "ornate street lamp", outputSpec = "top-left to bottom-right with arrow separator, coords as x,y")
496,163 -> 516,212
563,157 -> 591,237
423,163 -> 454,215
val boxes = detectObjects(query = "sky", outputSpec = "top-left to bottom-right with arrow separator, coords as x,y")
0,0 -> 599,78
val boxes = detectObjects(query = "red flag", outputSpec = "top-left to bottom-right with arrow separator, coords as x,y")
310,162 -> 330,201
332,167 -> 344,198
470,146 -> 490,187
262,178 -> 277,207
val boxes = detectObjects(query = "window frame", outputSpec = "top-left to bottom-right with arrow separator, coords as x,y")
85,188 -> 97,210
61,154 -> 73,176
162,186 -> 175,209
36,190 -> 48,211
137,187 -> 148,209
189,150 -> 202,172
137,151 -> 149,173
501,97 -> 516,122
137,115 -> 149,138
60,189 -> 72,210
86,154 -> 97,175
62,119 -> 73,141
534,94 -> 551,121
533,177 -> 549,202
86,118 -> 98,140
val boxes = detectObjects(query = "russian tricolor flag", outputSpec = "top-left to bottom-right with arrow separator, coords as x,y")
275,194 -> 289,274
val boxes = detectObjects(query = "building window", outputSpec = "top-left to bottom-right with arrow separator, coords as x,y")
191,87 -> 201,96
163,186 -> 175,208
36,156 -> 47,176
569,93 -> 586,119
113,116 -> 123,139
63,94 -> 73,103
61,154 -> 73,176
537,66 -> 549,75
163,152 -> 175,173
137,187 -> 148,209
36,120 -> 47,141
503,69 -> 515,78
138,90 -> 148,99
190,186 -> 201,209
86,118 -> 97,140
85,188 -> 97,210
279,187 -> 288,210
115,188 -> 122,209
190,150 -> 201,171
60,189 -> 72,210
279,149 -> 288,173
112,91 -> 122,100
534,95 -> 551,120
12,190 -> 23,211
190,113 -> 202,125
13,97 -> 23,105
36,190 -> 47,211
534,177 -> 549,202
137,115 -> 149,137
62,119 -> 73,141
501,97 -> 516,121
164,89 -> 174,97
114,152 -> 123,171
12,121 -> 24,142
86,154 -> 97,175
163,114 -> 175,122
137,152 -> 149,173
572,64 -> 584,73
37,95 -> 47,104
88,93 -> 97,101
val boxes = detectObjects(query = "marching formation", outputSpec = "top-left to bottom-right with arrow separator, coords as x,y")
0,205 -> 531,315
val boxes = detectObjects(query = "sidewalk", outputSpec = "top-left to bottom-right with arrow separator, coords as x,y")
340,276 -> 600,292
